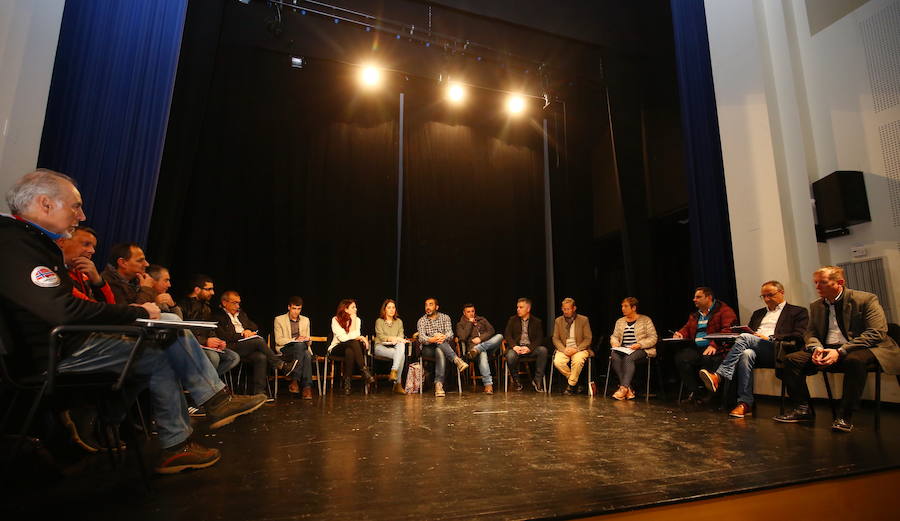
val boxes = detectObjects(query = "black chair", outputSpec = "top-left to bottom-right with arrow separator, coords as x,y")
0,314 -> 148,478
323,334 -> 369,395
501,340 -> 548,394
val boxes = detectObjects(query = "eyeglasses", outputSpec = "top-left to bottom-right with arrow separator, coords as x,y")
759,292 -> 781,299
225,300 -> 241,305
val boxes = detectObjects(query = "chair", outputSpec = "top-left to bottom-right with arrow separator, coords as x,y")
549,335 -> 603,397
0,316 -> 148,478
413,333 -> 463,395
456,338 -> 500,391
322,334 -> 369,396
602,339 -> 665,402
268,334 -> 323,399
501,340 -> 548,393
368,336 -> 411,391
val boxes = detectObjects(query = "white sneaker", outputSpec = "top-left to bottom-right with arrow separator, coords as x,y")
435,382 -> 446,397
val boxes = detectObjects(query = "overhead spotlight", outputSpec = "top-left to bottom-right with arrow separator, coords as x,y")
290,56 -> 305,69
359,65 -> 382,88
447,83 -> 465,103
506,94 -> 526,114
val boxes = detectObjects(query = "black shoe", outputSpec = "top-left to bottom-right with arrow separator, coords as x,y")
563,385 -> 576,396
831,418 -> 853,432
576,384 -> 586,394
343,377 -> 353,395
512,379 -> 524,392
361,367 -> 376,384
532,379 -> 545,393
773,406 -> 815,423
205,392 -> 267,429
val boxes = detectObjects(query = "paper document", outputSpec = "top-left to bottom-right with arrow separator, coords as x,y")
136,318 -> 218,329
238,334 -> 262,342
612,346 -> 635,355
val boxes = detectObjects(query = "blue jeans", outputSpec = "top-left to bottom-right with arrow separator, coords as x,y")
374,343 -> 406,379
281,341 -> 313,387
421,341 -> 456,384
204,348 -> 240,376
58,327 -> 225,449
468,334 -> 502,386
715,333 -> 774,405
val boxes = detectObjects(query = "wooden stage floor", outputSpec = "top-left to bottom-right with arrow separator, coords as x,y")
4,388 -> 900,519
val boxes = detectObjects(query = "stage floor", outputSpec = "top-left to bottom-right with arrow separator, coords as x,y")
7,389 -> 900,519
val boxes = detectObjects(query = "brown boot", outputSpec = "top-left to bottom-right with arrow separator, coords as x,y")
301,386 -> 313,400
288,380 -> 299,394
484,384 -> 494,395
393,382 -> 406,394
389,369 -> 398,382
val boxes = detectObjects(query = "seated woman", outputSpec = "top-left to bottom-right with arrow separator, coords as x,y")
609,297 -> 658,400
329,299 -> 374,395
374,299 -> 409,394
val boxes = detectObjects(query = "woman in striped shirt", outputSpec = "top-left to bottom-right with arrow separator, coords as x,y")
609,297 -> 658,400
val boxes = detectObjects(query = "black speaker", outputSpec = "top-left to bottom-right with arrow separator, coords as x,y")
812,170 -> 871,230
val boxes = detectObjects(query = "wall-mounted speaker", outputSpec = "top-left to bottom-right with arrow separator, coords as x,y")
812,170 -> 871,242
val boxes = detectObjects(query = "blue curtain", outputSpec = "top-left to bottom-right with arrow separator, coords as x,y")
670,0 -> 739,312
38,0 -> 187,263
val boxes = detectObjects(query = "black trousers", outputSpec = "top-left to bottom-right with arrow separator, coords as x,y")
231,337 -> 279,394
506,345 -> 548,381
332,339 -> 365,378
675,346 -> 723,392
783,348 -> 877,416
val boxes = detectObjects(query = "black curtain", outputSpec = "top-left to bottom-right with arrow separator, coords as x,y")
400,84 -> 547,330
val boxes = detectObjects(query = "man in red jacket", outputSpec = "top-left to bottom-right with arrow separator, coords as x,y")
672,287 -> 737,402
57,225 -> 115,303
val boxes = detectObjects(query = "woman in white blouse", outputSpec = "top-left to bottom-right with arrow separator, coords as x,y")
329,299 -> 374,395
609,297 -> 658,400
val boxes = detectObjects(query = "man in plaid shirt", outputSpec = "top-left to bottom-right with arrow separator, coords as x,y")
417,297 -> 469,397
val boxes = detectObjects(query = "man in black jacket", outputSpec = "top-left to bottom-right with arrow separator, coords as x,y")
699,280 -> 808,418
503,298 -> 548,392
456,303 -> 503,394
0,170 -> 266,474
179,274 -> 239,375
213,290 -> 287,395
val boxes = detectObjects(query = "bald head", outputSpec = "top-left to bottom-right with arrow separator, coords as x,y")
6,170 -> 85,235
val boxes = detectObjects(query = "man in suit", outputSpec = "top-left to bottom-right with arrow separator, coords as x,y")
504,297 -> 548,392
774,266 -> 900,432
672,287 -> 738,402
214,290 -> 288,396
273,296 -> 314,399
551,298 -> 593,395
699,281 -> 808,418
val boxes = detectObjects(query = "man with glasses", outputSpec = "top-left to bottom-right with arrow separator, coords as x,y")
215,290 -> 288,396
699,281 -> 808,418
180,274 -> 239,376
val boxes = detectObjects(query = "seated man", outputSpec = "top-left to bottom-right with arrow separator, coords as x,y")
214,290 -> 288,396
0,170 -> 266,474
699,280 -> 808,418
552,298 -> 593,395
273,296 -> 314,399
178,274 -> 239,376
672,287 -> 737,402
775,266 -> 900,432
101,242 -> 156,305
504,297 -> 549,392
57,225 -> 115,303
456,303 -> 503,394
417,297 -> 468,397
148,264 -> 183,319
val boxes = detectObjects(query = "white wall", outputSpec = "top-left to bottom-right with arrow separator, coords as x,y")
706,0 -> 900,401
0,0 -> 66,210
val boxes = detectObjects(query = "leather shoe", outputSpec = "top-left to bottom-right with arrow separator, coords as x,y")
483,384 -> 493,395
729,402 -> 752,418
512,380 -> 524,392
773,405 -> 814,423
301,386 -> 313,400
831,418 -> 853,432
699,369 -> 720,393
288,380 -> 300,394
532,378 -> 545,393
563,385 -> 576,396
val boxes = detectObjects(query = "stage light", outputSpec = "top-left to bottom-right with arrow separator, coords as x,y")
290,56 -> 305,69
506,94 -> 525,114
447,83 -> 465,103
359,65 -> 382,88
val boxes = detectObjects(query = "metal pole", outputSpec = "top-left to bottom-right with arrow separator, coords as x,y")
542,118 -> 555,330
395,93 -> 404,300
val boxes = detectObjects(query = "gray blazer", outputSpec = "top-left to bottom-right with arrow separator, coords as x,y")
805,288 -> 900,374
610,314 -> 658,357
